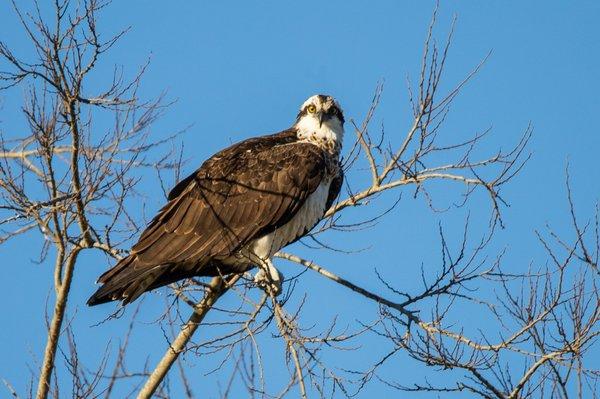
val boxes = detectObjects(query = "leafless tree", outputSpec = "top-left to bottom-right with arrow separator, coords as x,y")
0,1 -> 178,398
1,1 -> 597,398
365,172 -> 600,399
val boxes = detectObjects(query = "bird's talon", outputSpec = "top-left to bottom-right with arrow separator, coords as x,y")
254,266 -> 283,296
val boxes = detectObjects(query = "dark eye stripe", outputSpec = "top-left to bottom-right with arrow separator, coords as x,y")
328,105 -> 344,123
295,99 -> 345,124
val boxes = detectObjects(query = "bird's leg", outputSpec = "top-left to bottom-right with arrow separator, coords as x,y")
254,258 -> 284,296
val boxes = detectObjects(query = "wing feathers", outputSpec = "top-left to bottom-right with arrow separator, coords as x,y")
165,196 -> 194,232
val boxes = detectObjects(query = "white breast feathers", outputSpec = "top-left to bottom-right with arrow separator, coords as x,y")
250,179 -> 332,259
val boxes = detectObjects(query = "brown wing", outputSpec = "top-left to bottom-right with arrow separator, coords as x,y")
88,130 -> 329,305
325,167 -> 343,211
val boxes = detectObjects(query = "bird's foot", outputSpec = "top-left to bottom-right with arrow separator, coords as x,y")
254,260 -> 284,296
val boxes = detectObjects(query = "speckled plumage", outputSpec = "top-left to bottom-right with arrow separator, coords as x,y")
88,95 -> 344,306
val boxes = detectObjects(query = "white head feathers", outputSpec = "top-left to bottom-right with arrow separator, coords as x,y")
294,94 -> 344,152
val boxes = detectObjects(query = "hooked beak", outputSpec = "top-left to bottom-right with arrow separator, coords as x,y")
318,112 -> 324,128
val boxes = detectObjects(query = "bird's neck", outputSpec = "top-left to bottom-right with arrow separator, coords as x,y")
294,117 -> 344,156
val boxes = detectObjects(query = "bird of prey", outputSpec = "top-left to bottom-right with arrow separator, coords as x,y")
87,94 -> 345,306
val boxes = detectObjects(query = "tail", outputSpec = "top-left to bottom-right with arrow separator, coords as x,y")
87,255 -> 173,306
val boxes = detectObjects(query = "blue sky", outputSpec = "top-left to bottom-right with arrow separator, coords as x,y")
1,1 -> 599,397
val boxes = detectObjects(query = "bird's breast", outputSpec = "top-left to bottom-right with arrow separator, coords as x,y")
250,179 -> 332,259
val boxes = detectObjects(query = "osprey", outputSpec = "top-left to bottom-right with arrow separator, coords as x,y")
87,94 -> 344,306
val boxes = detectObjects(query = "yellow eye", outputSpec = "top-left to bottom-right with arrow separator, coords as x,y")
307,104 -> 316,113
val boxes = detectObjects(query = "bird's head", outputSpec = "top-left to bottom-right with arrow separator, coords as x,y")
294,94 -> 345,149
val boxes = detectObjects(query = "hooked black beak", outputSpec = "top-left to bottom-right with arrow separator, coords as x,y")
318,112 -> 324,128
